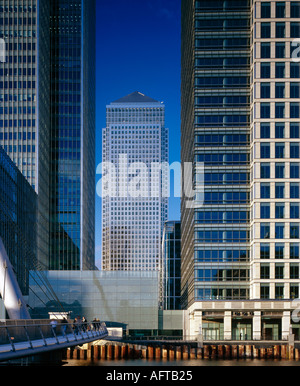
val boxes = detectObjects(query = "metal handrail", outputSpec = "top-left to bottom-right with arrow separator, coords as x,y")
0,321 -> 108,352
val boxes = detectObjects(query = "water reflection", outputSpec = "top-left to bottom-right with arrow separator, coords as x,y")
64,358 -> 300,367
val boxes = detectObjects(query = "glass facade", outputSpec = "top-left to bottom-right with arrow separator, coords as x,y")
49,0 -> 96,270
162,221 -> 181,310
181,0 -> 251,308
0,145 -> 37,295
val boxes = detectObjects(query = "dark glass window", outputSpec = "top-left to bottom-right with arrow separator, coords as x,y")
261,123 -> 270,138
275,203 -> 285,219
276,2 -> 285,18
261,103 -> 270,118
276,22 -> 285,38
261,2 -> 271,18
275,224 -> 285,239
275,123 -> 285,138
290,163 -> 300,178
291,2 -> 300,18
275,143 -> 285,158
261,42 -> 270,58
275,244 -> 285,259
275,83 -> 285,98
291,203 -> 300,219
290,183 -> 300,198
275,42 -> 285,58
290,123 -> 300,138
291,223 -> 300,239
290,83 -> 300,98
261,183 -> 270,198
261,143 -> 270,158
290,63 -> 300,78
291,143 -> 300,158
261,163 -> 270,178
275,183 -> 285,198
260,244 -> 270,259
261,83 -> 270,98
275,103 -> 285,118
290,243 -> 300,259
275,63 -> 285,78
291,22 -> 300,38
261,22 -> 271,38
275,163 -> 285,178
261,63 -> 270,78
261,223 -> 270,239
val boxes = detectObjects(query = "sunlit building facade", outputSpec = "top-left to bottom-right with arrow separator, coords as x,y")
102,91 -> 168,271
181,0 -> 300,340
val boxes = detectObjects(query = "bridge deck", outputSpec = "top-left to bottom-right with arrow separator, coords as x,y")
0,321 -> 108,362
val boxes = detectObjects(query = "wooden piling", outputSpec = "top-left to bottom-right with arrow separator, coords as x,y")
176,346 -> 182,359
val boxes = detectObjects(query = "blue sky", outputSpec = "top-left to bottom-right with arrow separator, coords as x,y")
95,0 -> 181,268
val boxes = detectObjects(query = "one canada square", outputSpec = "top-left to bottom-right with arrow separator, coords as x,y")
102,92 -> 168,271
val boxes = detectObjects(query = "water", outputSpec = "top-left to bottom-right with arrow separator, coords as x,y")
63,357 -> 300,366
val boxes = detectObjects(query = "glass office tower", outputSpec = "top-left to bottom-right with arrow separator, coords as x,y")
102,91 -> 168,271
181,0 -> 251,309
181,0 -> 300,340
0,0 -> 50,268
49,0 -> 96,270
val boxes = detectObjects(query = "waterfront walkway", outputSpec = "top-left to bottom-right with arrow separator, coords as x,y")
0,320 -> 108,362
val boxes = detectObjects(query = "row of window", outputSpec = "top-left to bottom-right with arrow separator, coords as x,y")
204,173 -> 249,184
196,211 -> 249,224
260,21 -> 300,38
260,162 -> 300,179
260,284 -> 298,300
0,132 -> 35,140
260,243 -> 299,259
260,82 -> 300,99
196,269 -> 249,282
260,264 -> 299,279
261,62 -> 299,78
259,122 -> 299,138
260,102 -> 300,118
195,230 -> 249,243
196,153 -> 249,165
260,182 -> 300,199
260,41 -> 298,58
260,142 -> 300,158
260,223 -> 300,239
260,202 -> 300,219
260,2 -> 299,19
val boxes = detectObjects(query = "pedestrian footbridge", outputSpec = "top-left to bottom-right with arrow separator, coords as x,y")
0,320 -> 108,362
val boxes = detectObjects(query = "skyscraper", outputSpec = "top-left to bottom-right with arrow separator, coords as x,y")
181,0 -> 300,340
0,0 -> 96,271
49,0 -> 96,271
102,91 -> 168,271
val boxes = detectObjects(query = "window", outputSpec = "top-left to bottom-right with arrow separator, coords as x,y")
275,203 -> 285,219
275,42 -> 285,58
261,123 -> 270,138
275,103 -> 285,118
261,42 -> 270,58
275,223 -> 284,239
275,243 -> 285,259
291,2 -> 300,18
275,83 -> 285,98
275,143 -> 285,158
261,103 -> 270,118
276,22 -> 285,38
291,203 -> 300,219
261,83 -> 270,98
275,265 -> 284,280
261,264 -> 270,279
291,62 -> 300,78
261,143 -> 270,158
261,2 -> 271,18
261,203 -> 270,218
290,163 -> 300,178
290,123 -> 300,138
261,22 -> 271,38
261,183 -> 270,198
290,143 -> 300,158
290,243 -> 300,259
275,163 -> 285,178
261,285 -> 269,299
275,123 -> 285,138
290,284 -> 299,299
260,243 -> 270,259
275,284 -> 284,299
290,83 -> 300,98
290,183 -> 300,198
261,163 -> 270,178
291,22 -> 300,38
276,2 -> 285,18
275,63 -> 285,78
290,103 -> 300,118
275,183 -> 285,198
261,223 -> 270,239
291,223 -> 300,239
261,63 -> 270,78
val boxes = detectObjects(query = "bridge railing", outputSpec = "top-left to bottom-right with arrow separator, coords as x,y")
0,320 -> 107,349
